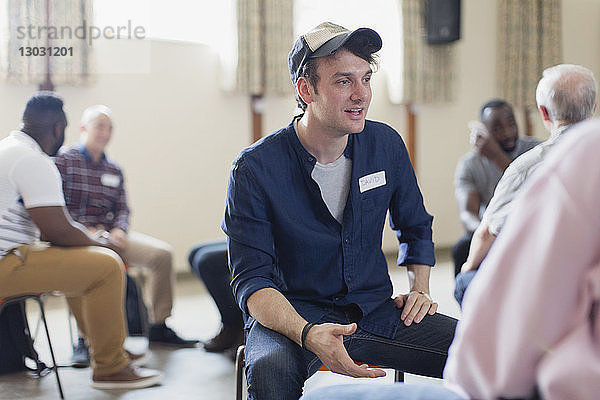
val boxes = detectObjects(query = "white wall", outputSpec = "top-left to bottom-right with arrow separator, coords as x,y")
1,0 -> 599,271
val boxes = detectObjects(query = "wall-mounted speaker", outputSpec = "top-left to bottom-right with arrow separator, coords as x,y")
425,0 -> 461,44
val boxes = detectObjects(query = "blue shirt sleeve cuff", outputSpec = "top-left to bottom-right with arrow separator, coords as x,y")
398,240 -> 435,266
235,277 -> 279,315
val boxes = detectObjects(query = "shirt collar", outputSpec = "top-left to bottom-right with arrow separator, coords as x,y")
549,124 -> 571,141
507,137 -> 526,159
77,142 -> 106,162
10,131 -> 44,154
507,138 -> 518,158
289,117 -> 355,170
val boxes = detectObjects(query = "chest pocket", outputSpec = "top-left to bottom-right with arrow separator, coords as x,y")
360,186 -> 389,248
87,173 -> 121,219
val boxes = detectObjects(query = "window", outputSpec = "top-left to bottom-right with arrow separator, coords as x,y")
94,0 -> 237,83
94,0 -> 236,47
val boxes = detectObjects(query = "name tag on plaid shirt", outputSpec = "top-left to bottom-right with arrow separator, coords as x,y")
101,173 -> 120,188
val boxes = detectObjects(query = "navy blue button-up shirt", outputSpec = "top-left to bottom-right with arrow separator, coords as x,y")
222,119 -> 435,338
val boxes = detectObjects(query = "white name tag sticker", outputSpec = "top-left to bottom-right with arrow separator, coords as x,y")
101,173 -> 120,188
359,171 -> 386,193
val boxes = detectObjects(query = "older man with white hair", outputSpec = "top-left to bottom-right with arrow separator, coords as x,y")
55,105 -> 198,367
455,63 -> 597,304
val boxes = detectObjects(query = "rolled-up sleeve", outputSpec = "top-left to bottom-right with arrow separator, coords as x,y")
222,157 -> 279,314
388,136 -> 435,267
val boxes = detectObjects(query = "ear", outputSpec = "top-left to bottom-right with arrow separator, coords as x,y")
53,122 -> 63,138
538,105 -> 551,122
296,76 -> 314,106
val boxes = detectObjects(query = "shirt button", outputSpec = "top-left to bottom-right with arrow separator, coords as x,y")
106,212 -> 114,221
308,156 -> 314,162
344,238 -> 350,244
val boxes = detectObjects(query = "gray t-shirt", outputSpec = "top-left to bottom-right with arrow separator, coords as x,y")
454,136 -> 541,217
311,156 -> 352,223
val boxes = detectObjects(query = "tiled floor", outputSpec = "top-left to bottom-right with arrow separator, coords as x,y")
0,252 -> 460,400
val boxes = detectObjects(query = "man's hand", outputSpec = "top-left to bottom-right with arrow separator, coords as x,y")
90,230 -> 127,262
304,323 -> 386,378
472,128 -> 504,159
247,289 -> 384,379
469,121 -> 511,170
461,261 -> 477,273
394,291 -> 438,326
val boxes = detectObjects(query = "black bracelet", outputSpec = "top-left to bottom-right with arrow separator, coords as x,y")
301,322 -> 316,349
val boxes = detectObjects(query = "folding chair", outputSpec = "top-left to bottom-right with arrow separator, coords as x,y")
0,294 -> 65,399
235,344 -> 404,400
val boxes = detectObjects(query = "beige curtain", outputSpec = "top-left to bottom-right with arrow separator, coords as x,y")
2,0 -> 92,86
497,0 -> 562,109
236,0 -> 293,95
392,0 -> 456,104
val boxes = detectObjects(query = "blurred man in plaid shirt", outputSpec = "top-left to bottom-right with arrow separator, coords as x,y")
55,105 -> 198,367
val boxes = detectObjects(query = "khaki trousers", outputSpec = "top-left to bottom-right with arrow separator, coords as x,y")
0,244 -> 129,376
124,232 -> 174,324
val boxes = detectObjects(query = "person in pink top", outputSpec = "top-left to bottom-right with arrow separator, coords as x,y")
444,117 -> 600,399
302,118 -> 600,399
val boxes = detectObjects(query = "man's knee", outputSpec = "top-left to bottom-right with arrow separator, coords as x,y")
246,324 -> 308,391
149,244 -> 173,270
87,247 -> 124,269
192,249 -> 228,278
250,348 -> 300,377
187,245 -> 201,269
246,345 -> 307,399
158,247 -> 173,265
98,247 -> 125,271
75,247 -> 126,289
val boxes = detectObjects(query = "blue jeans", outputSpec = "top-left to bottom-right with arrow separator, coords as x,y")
245,306 -> 457,400
454,270 -> 477,307
300,383 -> 465,400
